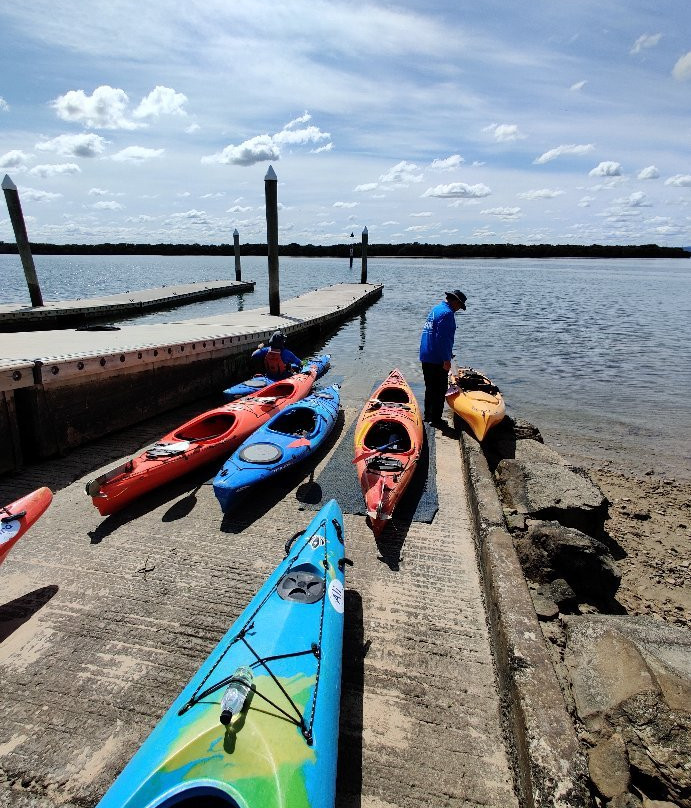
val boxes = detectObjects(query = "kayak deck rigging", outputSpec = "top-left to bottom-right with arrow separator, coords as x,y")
178,518 -> 341,746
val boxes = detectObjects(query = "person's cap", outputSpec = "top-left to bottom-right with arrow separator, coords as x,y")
269,331 -> 286,347
445,289 -> 467,309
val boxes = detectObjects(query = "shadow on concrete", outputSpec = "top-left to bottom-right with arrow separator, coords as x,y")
88,465 -> 217,543
0,585 -> 59,643
220,411 -> 346,535
336,588 -> 368,808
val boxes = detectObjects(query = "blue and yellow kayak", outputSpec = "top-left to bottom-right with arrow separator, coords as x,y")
96,500 -> 347,808
213,385 -> 341,513
222,355 -> 331,402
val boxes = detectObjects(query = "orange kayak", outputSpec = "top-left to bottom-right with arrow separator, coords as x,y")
1,487 -> 53,566
86,366 -> 317,516
446,367 -> 505,441
353,369 -> 424,537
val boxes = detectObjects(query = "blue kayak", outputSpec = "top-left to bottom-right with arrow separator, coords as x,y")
213,385 -> 340,513
222,355 -> 331,402
96,500 -> 347,808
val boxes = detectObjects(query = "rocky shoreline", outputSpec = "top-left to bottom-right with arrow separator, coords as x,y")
477,417 -> 690,808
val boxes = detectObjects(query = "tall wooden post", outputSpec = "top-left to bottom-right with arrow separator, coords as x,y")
360,226 -> 368,284
233,228 -> 242,281
265,165 -> 280,316
2,174 -> 44,307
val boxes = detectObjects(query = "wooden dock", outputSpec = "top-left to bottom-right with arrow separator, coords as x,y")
0,282 -> 383,472
0,280 -> 255,331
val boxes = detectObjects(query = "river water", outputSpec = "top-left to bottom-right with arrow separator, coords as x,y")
1,254 -> 690,478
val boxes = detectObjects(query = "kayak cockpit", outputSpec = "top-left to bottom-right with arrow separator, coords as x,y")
269,407 -> 318,438
377,386 -> 410,404
363,420 -> 412,453
152,785 -> 242,807
174,414 -> 237,443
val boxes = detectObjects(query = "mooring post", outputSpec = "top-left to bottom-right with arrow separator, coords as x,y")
360,226 -> 368,284
233,228 -> 242,281
265,165 -> 280,316
2,174 -> 44,307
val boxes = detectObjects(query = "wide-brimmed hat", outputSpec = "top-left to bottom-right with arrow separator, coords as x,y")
446,289 -> 467,309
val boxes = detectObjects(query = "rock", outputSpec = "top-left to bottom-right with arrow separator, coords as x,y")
493,439 -> 608,536
588,732 -> 630,798
549,578 -> 578,608
515,520 -> 621,599
642,800 -> 681,808
564,616 -> 691,807
505,512 -> 527,531
531,589 -> 559,620
608,795 -> 642,808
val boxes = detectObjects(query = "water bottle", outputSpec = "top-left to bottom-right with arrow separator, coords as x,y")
219,666 -> 254,725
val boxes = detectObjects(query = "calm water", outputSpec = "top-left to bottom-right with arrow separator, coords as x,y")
2,254 -> 690,477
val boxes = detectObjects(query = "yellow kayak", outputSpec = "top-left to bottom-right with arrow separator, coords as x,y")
446,367 -> 505,441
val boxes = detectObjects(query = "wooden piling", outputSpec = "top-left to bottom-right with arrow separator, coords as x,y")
233,228 -> 242,281
360,226 -> 368,284
2,174 -> 44,307
264,165 -> 280,316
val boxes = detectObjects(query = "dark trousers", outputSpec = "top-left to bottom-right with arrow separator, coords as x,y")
421,362 -> 448,421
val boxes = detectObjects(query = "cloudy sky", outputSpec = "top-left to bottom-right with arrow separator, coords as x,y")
1,0 -> 689,246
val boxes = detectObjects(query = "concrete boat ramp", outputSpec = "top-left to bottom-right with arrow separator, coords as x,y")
0,280 -> 255,331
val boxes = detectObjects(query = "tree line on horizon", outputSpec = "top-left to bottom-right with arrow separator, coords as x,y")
0,240 -> 688,259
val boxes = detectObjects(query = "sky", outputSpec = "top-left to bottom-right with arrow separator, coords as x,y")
0,0 -> 690,247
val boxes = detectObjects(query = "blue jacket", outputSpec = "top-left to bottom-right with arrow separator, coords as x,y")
419,301 -> 456,364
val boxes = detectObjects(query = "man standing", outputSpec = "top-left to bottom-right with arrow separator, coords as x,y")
419,289 -> 467,425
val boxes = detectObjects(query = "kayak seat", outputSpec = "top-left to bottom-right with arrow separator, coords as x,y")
378,387 -> 410,404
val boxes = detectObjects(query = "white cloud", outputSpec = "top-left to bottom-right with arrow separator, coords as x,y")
517,188 -> 565,200
665,174 -> 691,187
534,143 -> 595,164
29,163 -> 81,177
88,187 -> 108,196
410,211 -> 432,217
92,200 -> 124,210
18,187 -> 62,203
378,161 -> 423,186
381,221 -> 398,226
273,125 -> 330,146
202,134 -> 279,166
630,33 -> 662,55
578,195 -> 595,207
111,146 -> 165,162
0,150 -> 31,170
0,97 -> 8,112
133,86 -> 188,119
672,52 -> 691,80
589,161 -> 622,177
312,142 -> 333,154
422,182 -> 491,198
354,182 -> 379,192
227,205 -> 252,212
483,123 -> 525,142
570,80 -> 587,91
201,114 -> 331,167
481,206 -> 522,219
617,191 -> 651,207
637,165 -> 659,180
429,154 -> 464,171
51,85 -> 141,129
167,209 -> 210,223
35,133 -> 107,158
333,201 -> 358,208
405,224 -> 431,232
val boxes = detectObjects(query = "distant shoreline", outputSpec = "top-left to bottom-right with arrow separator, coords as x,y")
0,241 -> 688,260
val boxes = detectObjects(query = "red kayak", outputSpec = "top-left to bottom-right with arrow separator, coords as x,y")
353,369 -> 424,537
86,366 -> 318,516
0,487 -> 53,566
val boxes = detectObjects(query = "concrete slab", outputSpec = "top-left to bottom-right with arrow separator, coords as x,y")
0,281 -> 255,330
0,407 -> 518,808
